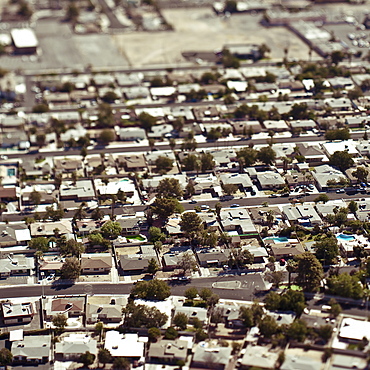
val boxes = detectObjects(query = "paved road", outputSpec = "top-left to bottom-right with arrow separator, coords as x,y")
5,131 -> 366,161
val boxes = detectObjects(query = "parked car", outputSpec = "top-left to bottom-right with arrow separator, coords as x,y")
230,204 -> 240,208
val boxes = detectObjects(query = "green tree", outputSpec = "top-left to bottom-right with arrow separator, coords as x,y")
173,312 -> 188,330
131,279 -> 171,300
147,258 -> 159,274
289,103 -> 313,120
29,237 -> 49,253
184,287 -> 198,300
165,326 -> 179,339
123,302 -> 168,328
98,348 -> 112,367
151,197 -> 184,219
59,238 -> 85,257
157,178 -> 183,199
348,200 -> 358,214
325,128 -> 350,141
327,273 -> 363,299
148,226 -> 166,243
60,257 -> 81,280
329,151 -> 354,172
66,2 -> 79,22
180,212 -> 203,242
138,112 -> 156,131
352,167 -> 368,184
286,319 -> 307,342
330,50 -> 345,65
91,207 -> 105,220
315,237 -> 339,265
314,194 -> 329,204
317,325 -> 333,343
18,0 -> 33,19
101,221 -> 122,239
295,252 -> 323,292
113,357 -> 130,370
52,313 -> 67,330
0,348 -> 12,366
102,91 -> 118,104
29,190 -> 42,206
238,306 -> 253,328
348,87 -> 363,101
265,270 -> 284,288
259,315 -> 279,338
99,129 -> 115,145
199,288 -> 213,301
32,103 -> 49,113
97,103 -> 115,128
236,147 -> 258,167
155,156 -> 173,174
178,251 -> 197,274
79,351 -> 95,367
224,0 -> 237,13
148,327 -> 161,342
258,43 -> 270,59
200,153 -> 215,172
222,183 -> 238,196
328,298 -> 342,318
258,146 -> 276,165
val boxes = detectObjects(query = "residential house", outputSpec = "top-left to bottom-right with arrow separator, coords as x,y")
174,306 -> 208,325
285,172 -> 308,187
80,253 -> 112,274
216,303 -> 243,328
142,174 -> 187,193
288,119 -> 317,131
115,73 -> 143,87
94,177 -> 136,198
148,339 -> 188,364
119,254 -> 158,274
55,333 -> 97,360
196,248 -> 229,268
193,174 -> 222,197
356,140 -> 370,157
315,200 -> 347,217
198,212 -> 220,232
12,335 -> 51,364
281,354 -> 322,370
105,331 -> 145,359
262,120 -> 289,132
86,296 -> 126,324
145,151 -> 176,167
312,164 -> 346,191
345,116 -> 370,128
296,143 -> 328,165
53,157 -> 83,175
239,345 -> 278,370
0,186 -> 17,202
39,258 -> 63,276
60,180 -> 95,202
30,220 -> 73,237
193,106 -> 220,122
266,239 -> 305,260
1,301 -> 34,325
256,171 -> 286,190
192,344 -> 232,370
0,255 -> 34,278
115,154 -> 147,172
116,217 -> 140,235
43,297 -> 85,321
220,173 -> 253,191
74,220 -> 104,236
324,97 -> 353,111
282,204 -> 322,227
207,149 -> 237,170
118,127 -> 146,141
148,124 -> 173,139
124,86 -> 150,100
230,120 -> 262,135
321,140 -> 360,158
330,354 -> 367,370
0,160 -> 18,185
345,165 -> 370,185
20,157 -> 53,178
219,208 -> 257,235
162,248 -> 194,271
0,223 -> 31,247
165,217 -> 182,236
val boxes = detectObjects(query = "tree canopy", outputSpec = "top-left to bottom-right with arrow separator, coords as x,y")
130,279 -> 171,300
60,257 -> 81,280
180,212 -> 203,241
101,221 -> 122,239
329,151 -> 354,172
314,237 -> 339,265
295,252 -> 323,292
123,302 -> 168,328
157,178 -> 183,199
151,197 -> 184,219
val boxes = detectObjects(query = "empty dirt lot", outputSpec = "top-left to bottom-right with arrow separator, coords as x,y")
113,7 -> 318,66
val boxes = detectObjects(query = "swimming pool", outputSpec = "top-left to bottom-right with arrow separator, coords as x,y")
336,234 -> 355,241
264,237 -> 289,243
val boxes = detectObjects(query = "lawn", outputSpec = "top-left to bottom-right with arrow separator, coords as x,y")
126,235 -> 146,241
279,285 -> 302,291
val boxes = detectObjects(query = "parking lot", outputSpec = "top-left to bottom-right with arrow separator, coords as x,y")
113,7 -> 319,66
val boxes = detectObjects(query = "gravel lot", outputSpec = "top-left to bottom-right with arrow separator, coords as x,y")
112,7 -> 319,66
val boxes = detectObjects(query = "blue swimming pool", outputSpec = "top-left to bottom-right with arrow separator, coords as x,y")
336,234 -> 355,241
264,237 -> 289,242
